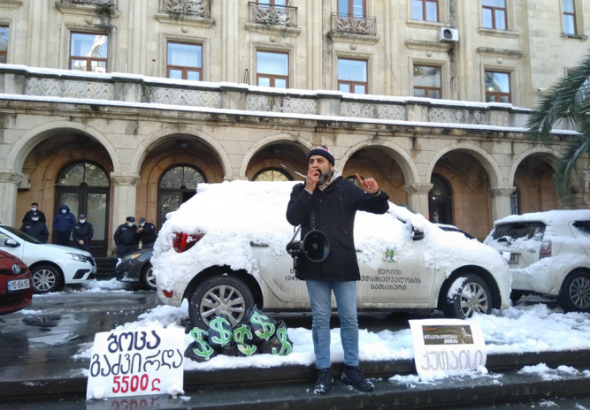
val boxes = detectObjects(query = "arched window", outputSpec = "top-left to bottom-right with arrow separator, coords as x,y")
252,168 -> 292,181
429,173 -> 453,224
158,164 -> 206,227
55,161 -> 110,256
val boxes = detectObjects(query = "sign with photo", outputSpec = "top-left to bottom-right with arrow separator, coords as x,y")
86,328 -> 184,400
409,319 -> 486,377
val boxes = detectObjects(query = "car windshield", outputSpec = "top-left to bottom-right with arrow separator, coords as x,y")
1,225 -> 43,244
492,222 -> 546,241
573,220 -> 590,235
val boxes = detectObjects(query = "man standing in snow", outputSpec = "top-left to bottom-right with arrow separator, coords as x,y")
73,213 -> 94,252
286,146 -> 389,395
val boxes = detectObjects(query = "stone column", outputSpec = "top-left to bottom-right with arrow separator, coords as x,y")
0,172 -> 24,227
111,173 -> 140,247
488,187 -> 516,222
404,183 -> 433,219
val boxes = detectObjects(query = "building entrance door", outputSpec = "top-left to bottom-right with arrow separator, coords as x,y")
55,161 -> 110,257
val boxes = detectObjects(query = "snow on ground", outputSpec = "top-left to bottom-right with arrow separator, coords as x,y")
65,280 -> 590,384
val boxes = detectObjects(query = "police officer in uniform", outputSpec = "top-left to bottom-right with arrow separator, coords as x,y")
137,217 -> 157,249
114,216 -> 139,261
73,214 -> 94,252
20,211 -> 49,243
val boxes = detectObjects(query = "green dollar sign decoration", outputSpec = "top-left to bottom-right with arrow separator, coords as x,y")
190,327 -> 209,341
251,312 -> 275,341
192,339 -> 215,361
233,325 -> 253,344
237,343 -> 257,357
210,317 -> 233,346
272,327 -> 292,356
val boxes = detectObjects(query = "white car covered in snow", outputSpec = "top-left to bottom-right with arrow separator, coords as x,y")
484,210 -> 590,313
152,181 -> 511,329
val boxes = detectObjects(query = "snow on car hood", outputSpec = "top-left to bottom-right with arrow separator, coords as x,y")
152,180 -> 508,290
491,210 -> 590,227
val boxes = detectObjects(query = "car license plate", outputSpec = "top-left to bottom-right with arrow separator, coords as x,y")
509,253 -> 519,264
8,279 -> 30,292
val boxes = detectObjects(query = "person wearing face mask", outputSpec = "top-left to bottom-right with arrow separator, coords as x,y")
137,217 -> 157,249
52,204 -> 76,246
73,214 -> 94,252
20,211 -> 49,243
22,202 -> 46,225
114,216 -> 139,261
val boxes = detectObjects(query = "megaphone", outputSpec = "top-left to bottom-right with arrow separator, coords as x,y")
286,229 -> 331,263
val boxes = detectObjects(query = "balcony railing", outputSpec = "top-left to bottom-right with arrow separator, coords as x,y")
59,0 -> 116,6
248,2 -> 297,28
331,13 -> 377,36
162,0 -> 211,18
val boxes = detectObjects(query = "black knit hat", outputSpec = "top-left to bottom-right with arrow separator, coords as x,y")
307,146 -> 335,165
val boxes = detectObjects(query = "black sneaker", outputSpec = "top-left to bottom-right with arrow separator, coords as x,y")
313,368 -> 333,395
341,365 -> 374,392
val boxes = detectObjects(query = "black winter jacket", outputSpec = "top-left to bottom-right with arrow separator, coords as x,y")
114,224 -> 139,246
20,221 -> 49,243
73,222 -> 94,244
139,223 -> 157,244
286,176 -> 389,281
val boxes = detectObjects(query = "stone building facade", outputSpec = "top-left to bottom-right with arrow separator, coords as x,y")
0,0 -> 588,256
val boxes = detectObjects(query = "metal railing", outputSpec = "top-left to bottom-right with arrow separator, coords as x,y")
162,0 -> 211,18
248,2 -> 297,28
330,13 -> 376,36
59,0 -> 116,5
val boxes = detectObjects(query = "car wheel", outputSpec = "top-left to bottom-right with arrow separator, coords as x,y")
31,265 -> 63,294
444,274 -> 492,319
559,271 -> 590,313
189,276 -> 254,330
140,263 -> 156,291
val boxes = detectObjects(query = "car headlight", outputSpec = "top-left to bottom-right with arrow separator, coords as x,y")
122,253 -> 142,261
66,253 -> 88,262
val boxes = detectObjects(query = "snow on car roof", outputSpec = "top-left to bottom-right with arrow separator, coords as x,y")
494,210 -> 590,226
153,180 -> 507,290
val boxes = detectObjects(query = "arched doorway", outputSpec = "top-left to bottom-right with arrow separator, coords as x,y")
55,161 -> 110,256
158,164 -> 206,227
429,173 -> 453,224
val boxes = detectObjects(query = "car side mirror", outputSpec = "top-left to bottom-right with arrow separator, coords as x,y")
5,238 -> 20,247
412,228 -> 425,241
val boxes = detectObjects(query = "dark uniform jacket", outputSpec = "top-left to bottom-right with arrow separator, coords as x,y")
286,175 -> 389,282
73,222 -> 94,244
20,221 -> 50,243
52,205 -> 76,233
139,223 -> 157,244
114,224 -> 139,246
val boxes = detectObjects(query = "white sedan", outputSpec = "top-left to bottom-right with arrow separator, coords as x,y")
0,225 -> 97,293
153,181 -> 511,329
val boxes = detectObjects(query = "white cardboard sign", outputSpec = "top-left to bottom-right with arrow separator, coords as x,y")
409,319 -> 487,377
86,327 -> 184,400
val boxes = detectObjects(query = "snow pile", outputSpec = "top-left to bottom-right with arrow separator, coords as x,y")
517,363 -> 583,381
152,180 -> 509,292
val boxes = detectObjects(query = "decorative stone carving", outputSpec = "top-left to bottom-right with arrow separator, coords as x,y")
163,0 -> 209,17
341,102 -> 405,120
142,87 -> 221,108
111,174 -> 140,186
488,187 -> 516,198
0,172 -> 23,185
245,95 -> 317,114
25,78 -> 114,100
428,108 -> 488,125
405,183 -> 433,194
